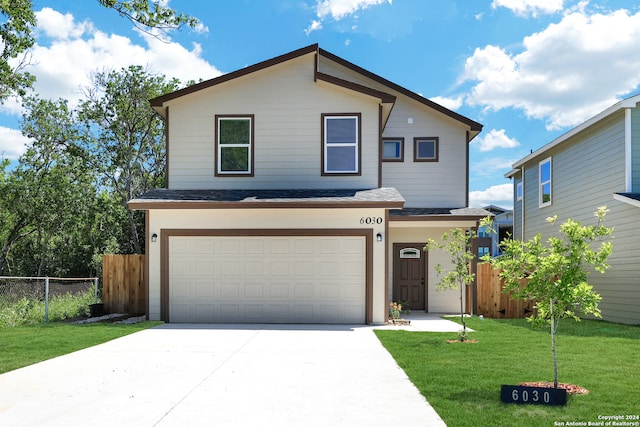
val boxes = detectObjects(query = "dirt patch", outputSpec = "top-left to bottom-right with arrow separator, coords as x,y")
446,339 -> 479,343
518,381 -> 589,395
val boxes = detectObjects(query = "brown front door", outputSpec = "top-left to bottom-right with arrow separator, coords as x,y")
392,243 -> 426,311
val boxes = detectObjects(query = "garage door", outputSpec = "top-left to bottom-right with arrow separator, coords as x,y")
168,234 -> 366,323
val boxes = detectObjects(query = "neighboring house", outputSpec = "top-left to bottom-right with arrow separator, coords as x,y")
479,205 -> 513,257
128,44 -> 488,324
506,94 -> 640,325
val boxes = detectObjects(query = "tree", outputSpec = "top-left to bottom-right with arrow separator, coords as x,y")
0,0 -> 36,101
424,220 -> 492,341
78,65 -> 180,254
488,207 -> 613,387
0,0 -> 198,103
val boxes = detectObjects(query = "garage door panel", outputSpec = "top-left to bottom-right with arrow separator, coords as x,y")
169,235 -> 366,323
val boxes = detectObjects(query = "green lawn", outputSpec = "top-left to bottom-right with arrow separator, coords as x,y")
0,321 -> 162,374
375,317 -> 640,427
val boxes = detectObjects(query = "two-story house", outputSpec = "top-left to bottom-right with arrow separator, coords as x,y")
506,94 -> 640,325
129,44 -> 487,324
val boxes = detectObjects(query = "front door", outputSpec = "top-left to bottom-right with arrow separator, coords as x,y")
392,243 -> 426,311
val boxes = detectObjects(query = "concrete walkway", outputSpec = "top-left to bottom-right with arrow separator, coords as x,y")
0,319 -> 462,427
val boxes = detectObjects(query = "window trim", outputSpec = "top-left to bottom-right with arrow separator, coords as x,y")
321,113 -> 361,176
382,137 -> 404,162
215,114 -> 255,177
539,157 -> 552,208
413,137 -> 439,162
516,181 -> 523,201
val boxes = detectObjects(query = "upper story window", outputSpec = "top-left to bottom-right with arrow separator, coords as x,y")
382,137 -> 404,162
414,137 -> 439,162
215,115 -> 254,176
516,181 -> 523,201
539,157 -> 552,207
322,113 -> 361,175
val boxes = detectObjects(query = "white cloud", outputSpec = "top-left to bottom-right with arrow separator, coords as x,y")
491,0 -> 564,17
23,7 -> 221,108
0,127 -> 31,160
472,129 -> 520,152
469,183 -> 513,208
461,7 -> 640,130
430,95 -> 463,111
306,0 -> 391,34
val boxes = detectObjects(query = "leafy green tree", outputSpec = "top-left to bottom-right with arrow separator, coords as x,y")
0,0 -> 36,101
79,65 -> 180,254
488,207 -> 613,387
0,0 -> 198,103
425,220 -> 491,341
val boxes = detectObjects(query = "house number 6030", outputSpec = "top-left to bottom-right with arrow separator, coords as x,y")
360,217 -> 383,225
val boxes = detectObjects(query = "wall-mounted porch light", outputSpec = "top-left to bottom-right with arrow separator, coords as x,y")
151,233 -> 158,243
376,233 -> 383,242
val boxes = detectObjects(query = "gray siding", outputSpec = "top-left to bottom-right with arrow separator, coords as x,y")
514,110 -> 640,324
522,112 -> 625,240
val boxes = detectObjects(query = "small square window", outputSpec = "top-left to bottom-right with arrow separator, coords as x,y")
414,137 -> 439,162
382,138 -> 404,162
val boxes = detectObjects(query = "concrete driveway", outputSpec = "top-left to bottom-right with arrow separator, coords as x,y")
0,323 -> 447,427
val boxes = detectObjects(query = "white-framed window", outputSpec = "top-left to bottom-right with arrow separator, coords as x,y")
215,115 -> 254,176
516,181 -> 523,201
322,113 -> 360,175
539,157 -> 552,207
382,137 -> 404,162
414,137 -> 439,162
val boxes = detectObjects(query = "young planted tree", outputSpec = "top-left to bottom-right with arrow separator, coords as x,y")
489,207 -> 613,387
425,220 -> 491,341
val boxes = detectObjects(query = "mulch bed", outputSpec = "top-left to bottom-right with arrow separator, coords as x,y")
518,381 -> 589,395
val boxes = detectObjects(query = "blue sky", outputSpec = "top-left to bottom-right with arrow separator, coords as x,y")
2,0 -> 640,209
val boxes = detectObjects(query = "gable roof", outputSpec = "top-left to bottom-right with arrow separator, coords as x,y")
506,94 -> 640,177
149,44 -> 482,139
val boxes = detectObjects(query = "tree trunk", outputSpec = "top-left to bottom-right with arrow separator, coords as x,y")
460,280 -> 466,340
127,208 -> 142,254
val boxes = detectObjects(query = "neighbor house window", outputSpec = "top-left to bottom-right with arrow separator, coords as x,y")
382,138 -> 404,162
215,115 -> 254,176
516,182 -> 523,201
414,137 -> 439,162
322,113 -> 360,175
539,157 -> 552,207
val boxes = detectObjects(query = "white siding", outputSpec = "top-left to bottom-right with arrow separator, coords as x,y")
166,53 -> 380,190
381,97 -> 468,207
319,57 -> 469,208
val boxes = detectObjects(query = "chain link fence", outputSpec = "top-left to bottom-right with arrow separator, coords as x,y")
0,277 -> 99,326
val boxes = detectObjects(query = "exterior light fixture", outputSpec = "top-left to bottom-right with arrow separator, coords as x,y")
376,233 -> 383,242
151,233 -> 158,242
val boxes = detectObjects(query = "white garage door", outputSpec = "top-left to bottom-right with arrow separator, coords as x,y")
168,234 -> 366,323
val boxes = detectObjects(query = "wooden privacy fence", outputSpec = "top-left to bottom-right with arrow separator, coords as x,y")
102,254 -> 146,315
476,263 -> 535,318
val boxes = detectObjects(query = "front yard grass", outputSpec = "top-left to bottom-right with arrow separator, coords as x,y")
375,317 -> 640,427
0,321 -> 162,374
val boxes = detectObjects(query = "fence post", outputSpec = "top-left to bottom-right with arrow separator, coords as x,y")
94,277 -> 99,303
45,277 -> 49,323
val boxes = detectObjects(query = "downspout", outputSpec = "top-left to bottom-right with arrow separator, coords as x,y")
521,166 -> 525,241
625,108 -> 632,192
